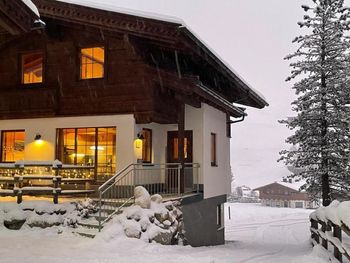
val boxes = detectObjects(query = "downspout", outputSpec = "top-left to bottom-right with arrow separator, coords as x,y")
227,115 -> 245,124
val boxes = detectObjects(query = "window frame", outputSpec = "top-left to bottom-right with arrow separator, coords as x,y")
55,126 -> 116,181
216,204 -> 224,230
19,50 -> 45,86
0,130 -> 25,163
78,46 -> 106,80
142,128 -> 152,164
211,132 -> 217,167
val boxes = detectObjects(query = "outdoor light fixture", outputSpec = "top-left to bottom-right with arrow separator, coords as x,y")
137,133 -> 145,140
135,133 -> 144,149
34,134 -> 42,141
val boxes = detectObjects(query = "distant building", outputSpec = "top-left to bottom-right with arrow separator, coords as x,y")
254,180 -> 318,209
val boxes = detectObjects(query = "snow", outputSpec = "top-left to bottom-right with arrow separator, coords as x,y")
277,181 -> 306,191
54,0 -> 267,107
22,0 -> 40,17
311,200 -> 350,228
0,202 -> 328,263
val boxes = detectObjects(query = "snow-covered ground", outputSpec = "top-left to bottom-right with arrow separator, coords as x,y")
0,202 -> 328,263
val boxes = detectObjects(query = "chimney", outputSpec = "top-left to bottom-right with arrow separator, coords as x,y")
283,178 -> 287,183
289,179 -> 292,183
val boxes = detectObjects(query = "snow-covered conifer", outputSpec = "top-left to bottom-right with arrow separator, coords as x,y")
280,0 -> 350,206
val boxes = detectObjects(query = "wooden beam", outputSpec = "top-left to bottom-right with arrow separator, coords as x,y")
178,103 -> 185,193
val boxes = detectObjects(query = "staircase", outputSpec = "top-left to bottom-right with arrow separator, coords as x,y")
73,201 -> 131,238
73,163 -> 200,237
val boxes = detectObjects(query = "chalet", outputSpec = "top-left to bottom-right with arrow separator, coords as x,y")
254,180 -> 317,209
0,0 -> 267,246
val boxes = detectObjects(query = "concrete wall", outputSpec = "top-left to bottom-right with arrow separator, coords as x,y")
202,104 -> 231,199
0,114 -> 136,171
182,194 -> 226,247
136,103 -> 231,198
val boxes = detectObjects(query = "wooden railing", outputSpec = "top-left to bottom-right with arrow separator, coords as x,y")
310,202 -> 350,263
0,161 -> 95,203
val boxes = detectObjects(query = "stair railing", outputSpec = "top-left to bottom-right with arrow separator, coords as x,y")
97,163 -> 200,231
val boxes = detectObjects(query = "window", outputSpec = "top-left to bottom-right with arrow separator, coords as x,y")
56,127 -> 116,180
1,130 -> 25,162
172,137 -> 188,160
211,133 -> 217,166
22,52 -> 43,84
216,204 -> 224,229
142,129 -> 152,163
80,47 -> 104,79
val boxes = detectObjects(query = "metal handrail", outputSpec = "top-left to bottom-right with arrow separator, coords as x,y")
97,162 -> 200,231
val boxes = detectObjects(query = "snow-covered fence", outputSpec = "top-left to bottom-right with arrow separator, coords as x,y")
310,201 -> 350,262
0,161 -> 95,203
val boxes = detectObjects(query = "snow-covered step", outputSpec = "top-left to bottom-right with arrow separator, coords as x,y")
78,218 -> 102,229
73,227 -> 98,238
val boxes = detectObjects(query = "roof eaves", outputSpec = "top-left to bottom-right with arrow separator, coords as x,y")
179,26 -> 269,109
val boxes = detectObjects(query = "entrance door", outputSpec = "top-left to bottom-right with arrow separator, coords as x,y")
167,131 -> 193,192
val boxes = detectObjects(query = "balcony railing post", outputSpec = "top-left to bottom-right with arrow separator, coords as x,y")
98,191 -> 102,232
177,164 -> 181,196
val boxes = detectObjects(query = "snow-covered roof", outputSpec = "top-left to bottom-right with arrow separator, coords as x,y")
254,181 -> 306,192
22,0 -> 40,17
55,0 -> 183,24
277,181 -> 306,192
52,0 -> 268,108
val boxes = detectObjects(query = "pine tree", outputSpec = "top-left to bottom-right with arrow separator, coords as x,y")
280,0 -> 350,206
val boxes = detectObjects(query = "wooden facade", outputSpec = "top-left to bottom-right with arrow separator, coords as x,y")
0,0 -> 267,125
254,182 -> 309,202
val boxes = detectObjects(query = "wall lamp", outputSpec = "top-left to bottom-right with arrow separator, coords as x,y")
34,134 -> 42,141
137,133 -> 145,140
135,133 -> 144,149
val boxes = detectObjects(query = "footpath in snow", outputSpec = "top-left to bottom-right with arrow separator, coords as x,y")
0,202 -> 328,263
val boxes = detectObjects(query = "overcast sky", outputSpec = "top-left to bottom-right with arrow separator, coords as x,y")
100,0 -> 310,187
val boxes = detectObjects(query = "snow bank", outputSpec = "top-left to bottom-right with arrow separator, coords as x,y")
310,200 -> 350,228
0,199 -> 97,230
101,186 -> 184,245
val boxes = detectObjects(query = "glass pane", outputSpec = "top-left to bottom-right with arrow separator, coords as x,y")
57,127 -> 116,179
1,131 -> 25,162
22,53 -> 43,84
80,47 -> 104,79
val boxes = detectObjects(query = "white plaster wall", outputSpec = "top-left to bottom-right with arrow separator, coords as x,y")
202,104 -> 231,199
0,114 -> 136,171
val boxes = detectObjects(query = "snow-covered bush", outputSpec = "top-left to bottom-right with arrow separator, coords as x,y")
101,186 -> 185,245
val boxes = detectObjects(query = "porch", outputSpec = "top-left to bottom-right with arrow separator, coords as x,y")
0,161 -> 200,204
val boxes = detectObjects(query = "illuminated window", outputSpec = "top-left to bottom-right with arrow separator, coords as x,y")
142,129 -> 152,163
172,137 -> 188,159
1,130 -> 25,162
80,47 -> 104,79
211,133 -> 217,166
22,52 -> 43,84
57,127 -> 116,180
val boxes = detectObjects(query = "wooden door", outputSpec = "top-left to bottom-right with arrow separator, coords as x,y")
167,131 -> 193,192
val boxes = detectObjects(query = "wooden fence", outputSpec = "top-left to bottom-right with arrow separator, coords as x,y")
0,162 -> 95,203
310,217 -> 350,262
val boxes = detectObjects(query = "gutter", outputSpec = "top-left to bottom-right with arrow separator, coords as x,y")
197,83 -> 246,117
228,115 -> 245,124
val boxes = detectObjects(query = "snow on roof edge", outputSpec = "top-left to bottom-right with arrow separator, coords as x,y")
254,181 -> 306,192
54,0 -> 184,25
22,0 -> 40,17
53,0 -> 267,107
180,26 -> 268,107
